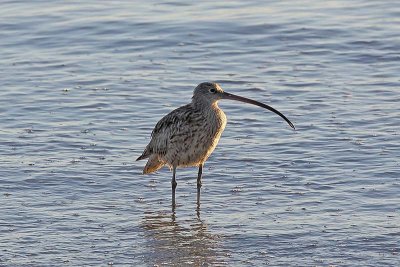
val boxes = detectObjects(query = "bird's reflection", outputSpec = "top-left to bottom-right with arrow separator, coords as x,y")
140,208 -> 225,266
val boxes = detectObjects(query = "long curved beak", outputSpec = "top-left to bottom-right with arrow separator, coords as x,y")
221,92 -> 295,130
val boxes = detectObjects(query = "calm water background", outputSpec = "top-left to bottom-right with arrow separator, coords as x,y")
1,0 -> 399,266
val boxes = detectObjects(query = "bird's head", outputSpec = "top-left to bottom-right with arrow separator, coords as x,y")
192,82 -> 295,130
192,82 -> 225,104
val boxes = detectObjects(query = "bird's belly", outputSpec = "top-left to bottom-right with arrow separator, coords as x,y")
162,123 -> 225,168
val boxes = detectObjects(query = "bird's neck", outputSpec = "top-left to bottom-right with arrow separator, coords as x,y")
192,100 -> 221,113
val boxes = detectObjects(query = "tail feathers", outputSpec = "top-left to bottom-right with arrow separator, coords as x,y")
136,149 -> 149,161
143,155 -> 165,174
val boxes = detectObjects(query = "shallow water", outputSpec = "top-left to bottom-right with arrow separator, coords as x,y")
1,0 -> 399,266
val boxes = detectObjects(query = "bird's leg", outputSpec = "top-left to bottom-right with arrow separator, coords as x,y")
172,166 -> 177,209
196,164 -> 203,208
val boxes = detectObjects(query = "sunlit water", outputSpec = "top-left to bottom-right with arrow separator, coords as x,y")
1,1 -> 399,266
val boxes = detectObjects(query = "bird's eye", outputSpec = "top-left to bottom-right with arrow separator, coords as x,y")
209,88 -> 216,93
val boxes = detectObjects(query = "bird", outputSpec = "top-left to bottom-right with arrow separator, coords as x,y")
137,82 -> 295,209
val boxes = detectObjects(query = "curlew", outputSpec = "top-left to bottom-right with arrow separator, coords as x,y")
137,82 -> 295,209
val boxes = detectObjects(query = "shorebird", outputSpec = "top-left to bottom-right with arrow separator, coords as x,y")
137,82 -> 295,209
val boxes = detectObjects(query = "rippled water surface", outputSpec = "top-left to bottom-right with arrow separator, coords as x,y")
1,1 -> 399,266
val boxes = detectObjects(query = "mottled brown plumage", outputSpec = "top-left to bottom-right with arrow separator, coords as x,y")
137,82 -> 295,209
